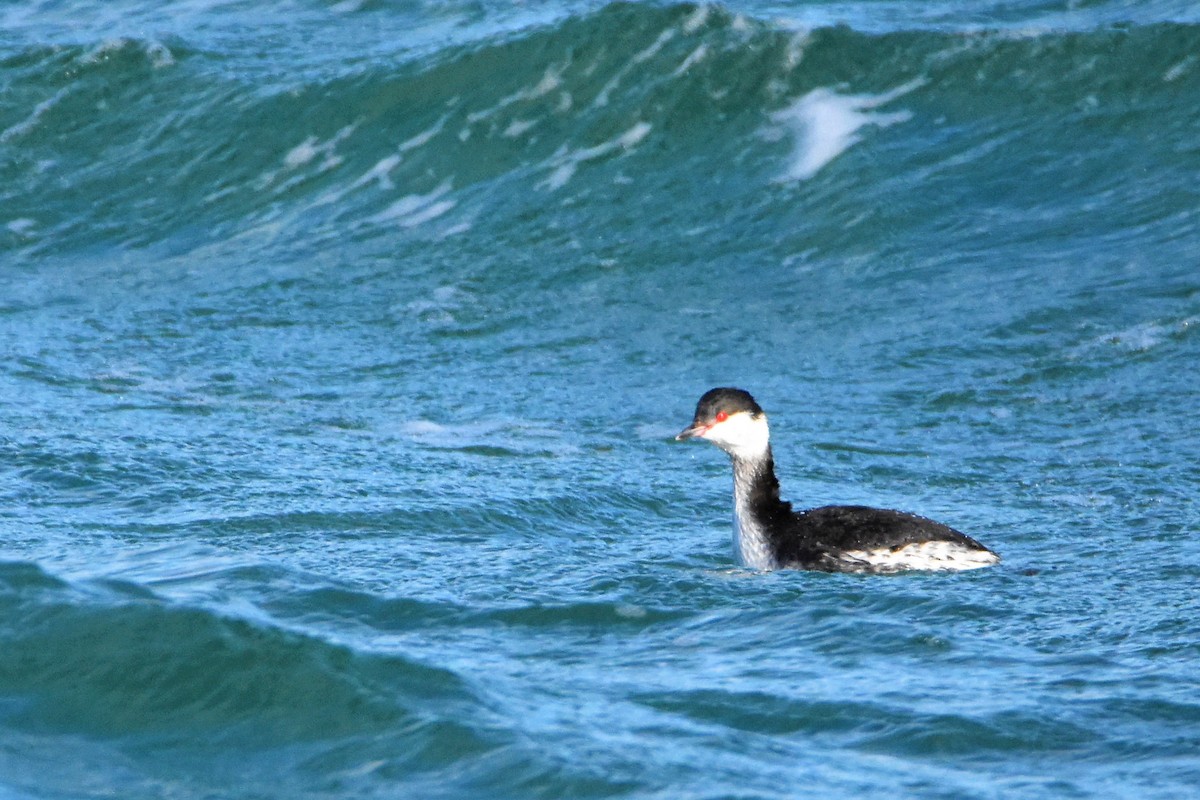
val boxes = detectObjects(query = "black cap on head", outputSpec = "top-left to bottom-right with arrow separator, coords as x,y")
676,387 -> 763,440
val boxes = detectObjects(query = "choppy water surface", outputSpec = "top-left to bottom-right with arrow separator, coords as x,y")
2,1 -> 1199,797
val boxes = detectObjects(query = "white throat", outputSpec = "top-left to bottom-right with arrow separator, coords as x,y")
730,456 -> 778,570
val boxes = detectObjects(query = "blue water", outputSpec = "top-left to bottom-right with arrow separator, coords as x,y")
2,1 -> 1199,797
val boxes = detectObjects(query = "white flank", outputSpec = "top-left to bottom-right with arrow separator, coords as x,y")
837,540 -> 1000,573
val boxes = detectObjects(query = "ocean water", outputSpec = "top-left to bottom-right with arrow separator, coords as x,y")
2,1 -> 1199,797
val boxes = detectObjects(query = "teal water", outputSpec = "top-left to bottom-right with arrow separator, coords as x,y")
2,2 -> 1199,797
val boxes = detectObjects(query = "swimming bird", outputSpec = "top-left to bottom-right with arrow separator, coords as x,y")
676,387 -> 999,573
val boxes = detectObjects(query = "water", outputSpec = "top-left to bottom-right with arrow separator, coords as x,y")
2,1 -> 1199,797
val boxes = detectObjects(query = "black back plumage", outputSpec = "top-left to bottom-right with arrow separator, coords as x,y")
781,503 -> 990,571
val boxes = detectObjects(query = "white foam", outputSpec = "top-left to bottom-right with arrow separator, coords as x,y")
542,122 -> 651,190
615,604 -> 648,619
279,124 -> 356,175
633,29 -> 676,64
80,38 -> 129,65
0,87 -> 70,144
69,37 -> 174,69
144,40 -> 175,68
438,221 -> 473,239
399,115 -> 448,152
682,5 -> 711,34
593,29 -> 675,109
304,153 -> 403,210
503,118 -> 538,138
398,416 -> 575,455
1164,56 -> 1195,82
619,122 -> 652,147
770,79 -> 923,181
530,69 -> 563,97
368,179 -> 455,228
467,66 -> 565,123
401,419 -> 448,436
6,218 -> 36,236
404,284 -> 463,325
672,44 -> 709,77
358,154 -> 402,190
283,136 -> 320,168
782,31 -> 810,72
1107,324 -> 1168,352
1075,317 -> 1197,357
398,200 -> 455,228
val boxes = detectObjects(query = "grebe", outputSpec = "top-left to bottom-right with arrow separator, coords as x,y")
677,387 -> 999,573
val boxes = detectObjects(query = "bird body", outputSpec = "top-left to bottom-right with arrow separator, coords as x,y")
677,387 -> 999,573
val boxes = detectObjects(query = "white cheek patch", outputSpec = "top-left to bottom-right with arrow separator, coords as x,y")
704,412 -> 770,462
836,540 -> 1000,573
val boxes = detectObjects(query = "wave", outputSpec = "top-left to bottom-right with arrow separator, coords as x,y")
2,4 -> 1198,257
0,562 -> 475,745
637,686 -> 1099,752
0,559 -> 706,798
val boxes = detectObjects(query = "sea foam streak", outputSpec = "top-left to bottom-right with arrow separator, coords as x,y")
541,122 -> 652,189
771,79 -> 924,180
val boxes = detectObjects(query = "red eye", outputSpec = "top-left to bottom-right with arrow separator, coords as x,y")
715,410 -> 728,423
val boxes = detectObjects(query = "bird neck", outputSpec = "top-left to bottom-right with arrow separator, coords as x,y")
729,447 -> 790,570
